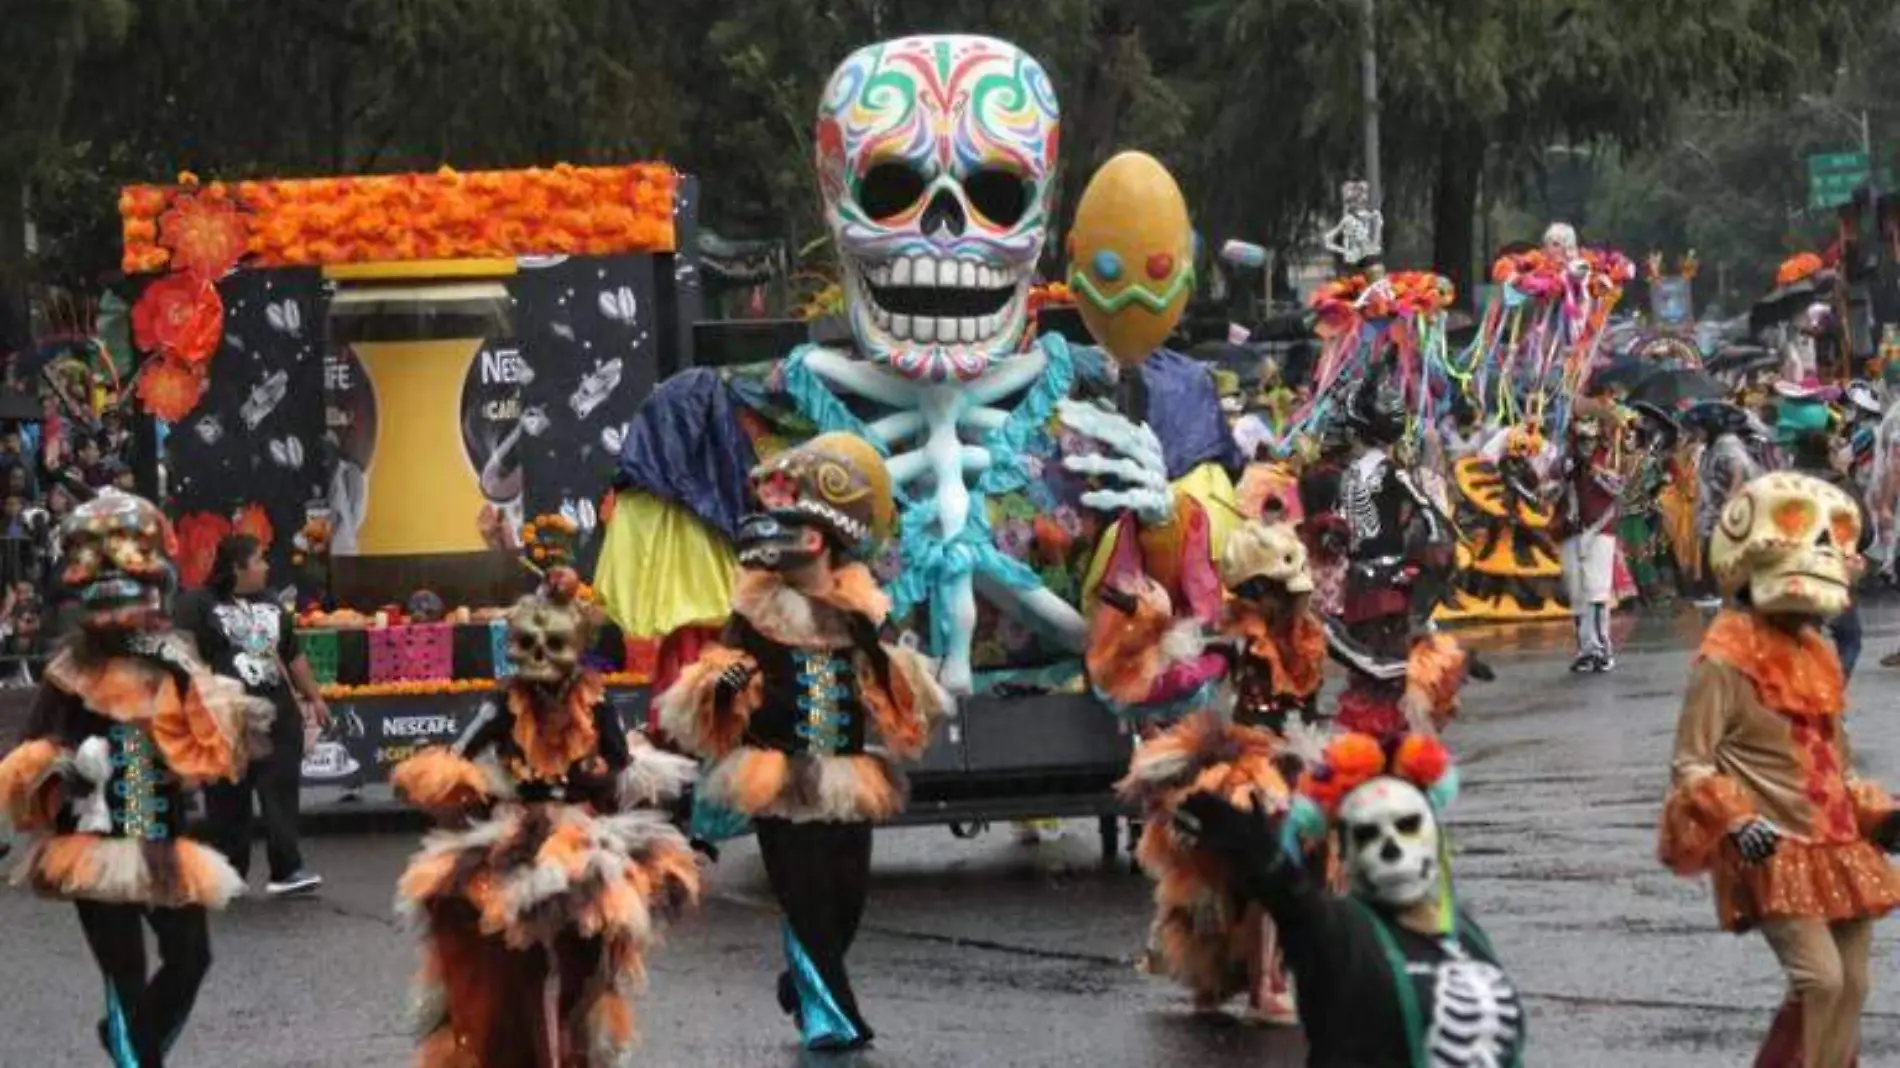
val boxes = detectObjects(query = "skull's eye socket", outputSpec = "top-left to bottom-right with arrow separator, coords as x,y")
1394,814 -> 1424,836
858,162 -> 929,222
1350,824 -> 1381,849
1829,510 -> 1857,548
546,637 -> 567,654
965,167 -> 1030,227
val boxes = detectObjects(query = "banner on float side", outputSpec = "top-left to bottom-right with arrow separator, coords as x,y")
299,687 -> 650,786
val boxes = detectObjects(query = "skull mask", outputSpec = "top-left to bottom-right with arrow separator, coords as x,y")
506,596 -> 589,686
1709,471 -> 1860,618
59,492 -> 177,633
1219,520 -> 1314,600
1337,776 -> 1440,907
815,35 -> 1061,382
738,433 -> 894,572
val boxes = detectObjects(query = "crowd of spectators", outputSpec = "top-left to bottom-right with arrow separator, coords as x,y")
0,407 -> 138,680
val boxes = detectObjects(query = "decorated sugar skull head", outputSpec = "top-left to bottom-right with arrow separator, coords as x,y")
58,492 -> 177,632
1221,520 -> 1313,599
739,432 -> 895,571
506,585 -> 591,686
1338,776 -> 1440,907
1341,179 -> 1371,212
815,35 -> 1060,382
1709,471 -> 1861,618
1542,221 -> 1579,264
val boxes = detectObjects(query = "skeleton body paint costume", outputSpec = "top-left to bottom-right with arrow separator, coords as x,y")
0,493 -> 270,1068
1329,368 -> 1476,737
1179,732 -> 1524,1067
1659,472 -> 1900,1068
656,434 -> 950,1051
390,570 -> 700,1067
601,34 -> 1237,700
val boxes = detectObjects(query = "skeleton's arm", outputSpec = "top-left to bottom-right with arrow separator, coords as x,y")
803,347 -> 922,412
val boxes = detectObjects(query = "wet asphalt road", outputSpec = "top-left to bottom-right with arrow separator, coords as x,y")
6,605 -> 1900,1067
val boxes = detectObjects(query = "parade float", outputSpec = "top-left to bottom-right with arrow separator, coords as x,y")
119,163 -> 705,787
596,34 -> 1235,856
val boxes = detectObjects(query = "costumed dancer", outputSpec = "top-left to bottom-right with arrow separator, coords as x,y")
1176,730 -> 1525,1067
1328,367 -> 1489,737
0,493 -> 270,1068
1106,519 -> 1326,1023
1659,471 -> 1900,1068
390,567 -> 700,1067
1554,399 -> 1624,673
655,434 -> 950,1052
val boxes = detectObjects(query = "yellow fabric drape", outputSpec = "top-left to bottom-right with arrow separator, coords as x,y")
595,491 -> 737,639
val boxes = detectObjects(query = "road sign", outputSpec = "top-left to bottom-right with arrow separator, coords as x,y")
1808,151 -> 1894,210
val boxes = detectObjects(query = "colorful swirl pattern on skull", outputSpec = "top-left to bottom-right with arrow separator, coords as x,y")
816,35 -> 1061,382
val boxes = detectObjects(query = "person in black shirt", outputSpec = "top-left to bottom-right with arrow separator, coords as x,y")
179,534 -> 331,896
1178,731 -> 1524,1067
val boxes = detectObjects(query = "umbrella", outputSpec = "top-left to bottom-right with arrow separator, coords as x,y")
1749,270 -> 1833,335
1591,355 -> 1658,390
1705,344 -> 1778,375
1626,400 -> 1680,450
1625,367 -> 1728,410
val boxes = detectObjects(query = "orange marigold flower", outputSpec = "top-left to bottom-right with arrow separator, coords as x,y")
135,357 -> 206,422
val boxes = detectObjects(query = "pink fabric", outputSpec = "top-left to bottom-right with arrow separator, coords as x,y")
368,623 -> 453,683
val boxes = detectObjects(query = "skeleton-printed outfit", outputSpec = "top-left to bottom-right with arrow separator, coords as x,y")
1659,473 -> 1900,1068
391,581 -> 699,1068
1180,732 -> 1524,1067
0,494 -> 266,1068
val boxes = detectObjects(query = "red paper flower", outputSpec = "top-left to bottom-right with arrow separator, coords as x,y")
135,358 -> 206,422
132,275 -> 223,365
232,503 -> 274,548
158,194 -> 249,280
175,512 -> 234,589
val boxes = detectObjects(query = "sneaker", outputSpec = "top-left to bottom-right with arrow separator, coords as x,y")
266,871 -> 323,897
1591,655 -> 1616,673
1568,654 -> 1596,673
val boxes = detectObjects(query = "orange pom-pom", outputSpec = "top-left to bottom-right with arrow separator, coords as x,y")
1326,732 -> 1385,781
1394,734 -> 1450,788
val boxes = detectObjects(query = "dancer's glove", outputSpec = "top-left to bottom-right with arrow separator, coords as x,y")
1729,817 -> 1781,865
1175,790 -> 1288,902
1873,810 -> 1900,853
713,662 -> 755,706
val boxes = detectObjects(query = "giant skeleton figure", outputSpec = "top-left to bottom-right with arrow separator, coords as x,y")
599,35 -> 1238,698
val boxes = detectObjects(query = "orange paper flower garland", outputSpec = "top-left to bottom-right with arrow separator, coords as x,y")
319,669 -> 649,700
1308,271 -> 1454,336
127,174 -> 246,422
1489,247 -> 1635,302
122,163 -> 678,273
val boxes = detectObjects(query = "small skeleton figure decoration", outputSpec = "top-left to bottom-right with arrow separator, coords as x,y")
1323,179 -> 1385,272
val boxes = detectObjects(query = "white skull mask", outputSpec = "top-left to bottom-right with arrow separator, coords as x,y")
1710,471 -> 1861,618
1338,777 -> 1440,907
815,35 -> 1060,382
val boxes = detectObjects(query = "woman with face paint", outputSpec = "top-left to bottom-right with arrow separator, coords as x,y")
656,433 -> 950,1052
1660,471 -> 1900,1068
1178,731 -> 1524,1067
0,493 -> 271,1068
390,569 -> 700,1067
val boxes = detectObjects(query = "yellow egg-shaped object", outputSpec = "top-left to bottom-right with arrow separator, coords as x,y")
1066,152 -> 1195,369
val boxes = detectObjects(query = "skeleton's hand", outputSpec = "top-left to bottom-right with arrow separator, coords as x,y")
1729,817 -> 1781,865
1057,397 -> 1173,526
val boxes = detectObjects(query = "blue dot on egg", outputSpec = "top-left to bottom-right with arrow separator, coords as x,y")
1092,250 -> 1124,282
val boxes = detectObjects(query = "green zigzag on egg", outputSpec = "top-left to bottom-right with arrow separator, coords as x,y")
1065,263 -> 1197,314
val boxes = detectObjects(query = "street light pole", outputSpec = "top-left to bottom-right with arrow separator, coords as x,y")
1362,0 -> 1382,209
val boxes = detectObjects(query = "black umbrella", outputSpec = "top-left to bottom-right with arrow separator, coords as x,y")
1705,344 -> 1778,374
1749,271 -> 1833,335
1627,400 -> 1680,450
1591,355 -> 1658,390
1625,367 -> 1728,410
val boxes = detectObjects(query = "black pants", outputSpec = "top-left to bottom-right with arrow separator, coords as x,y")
755,818 -> 874,1043
75,901 -> 212,1068
205,703 -> 304,880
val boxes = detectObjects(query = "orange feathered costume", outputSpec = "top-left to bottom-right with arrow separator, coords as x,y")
391,672 -> 700,1067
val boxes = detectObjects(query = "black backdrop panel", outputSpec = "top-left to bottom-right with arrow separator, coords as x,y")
164,268 -> 329,585
510,255 -> 658,568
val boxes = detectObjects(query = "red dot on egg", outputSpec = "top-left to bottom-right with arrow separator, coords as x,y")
1146,253 -> 1174,279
